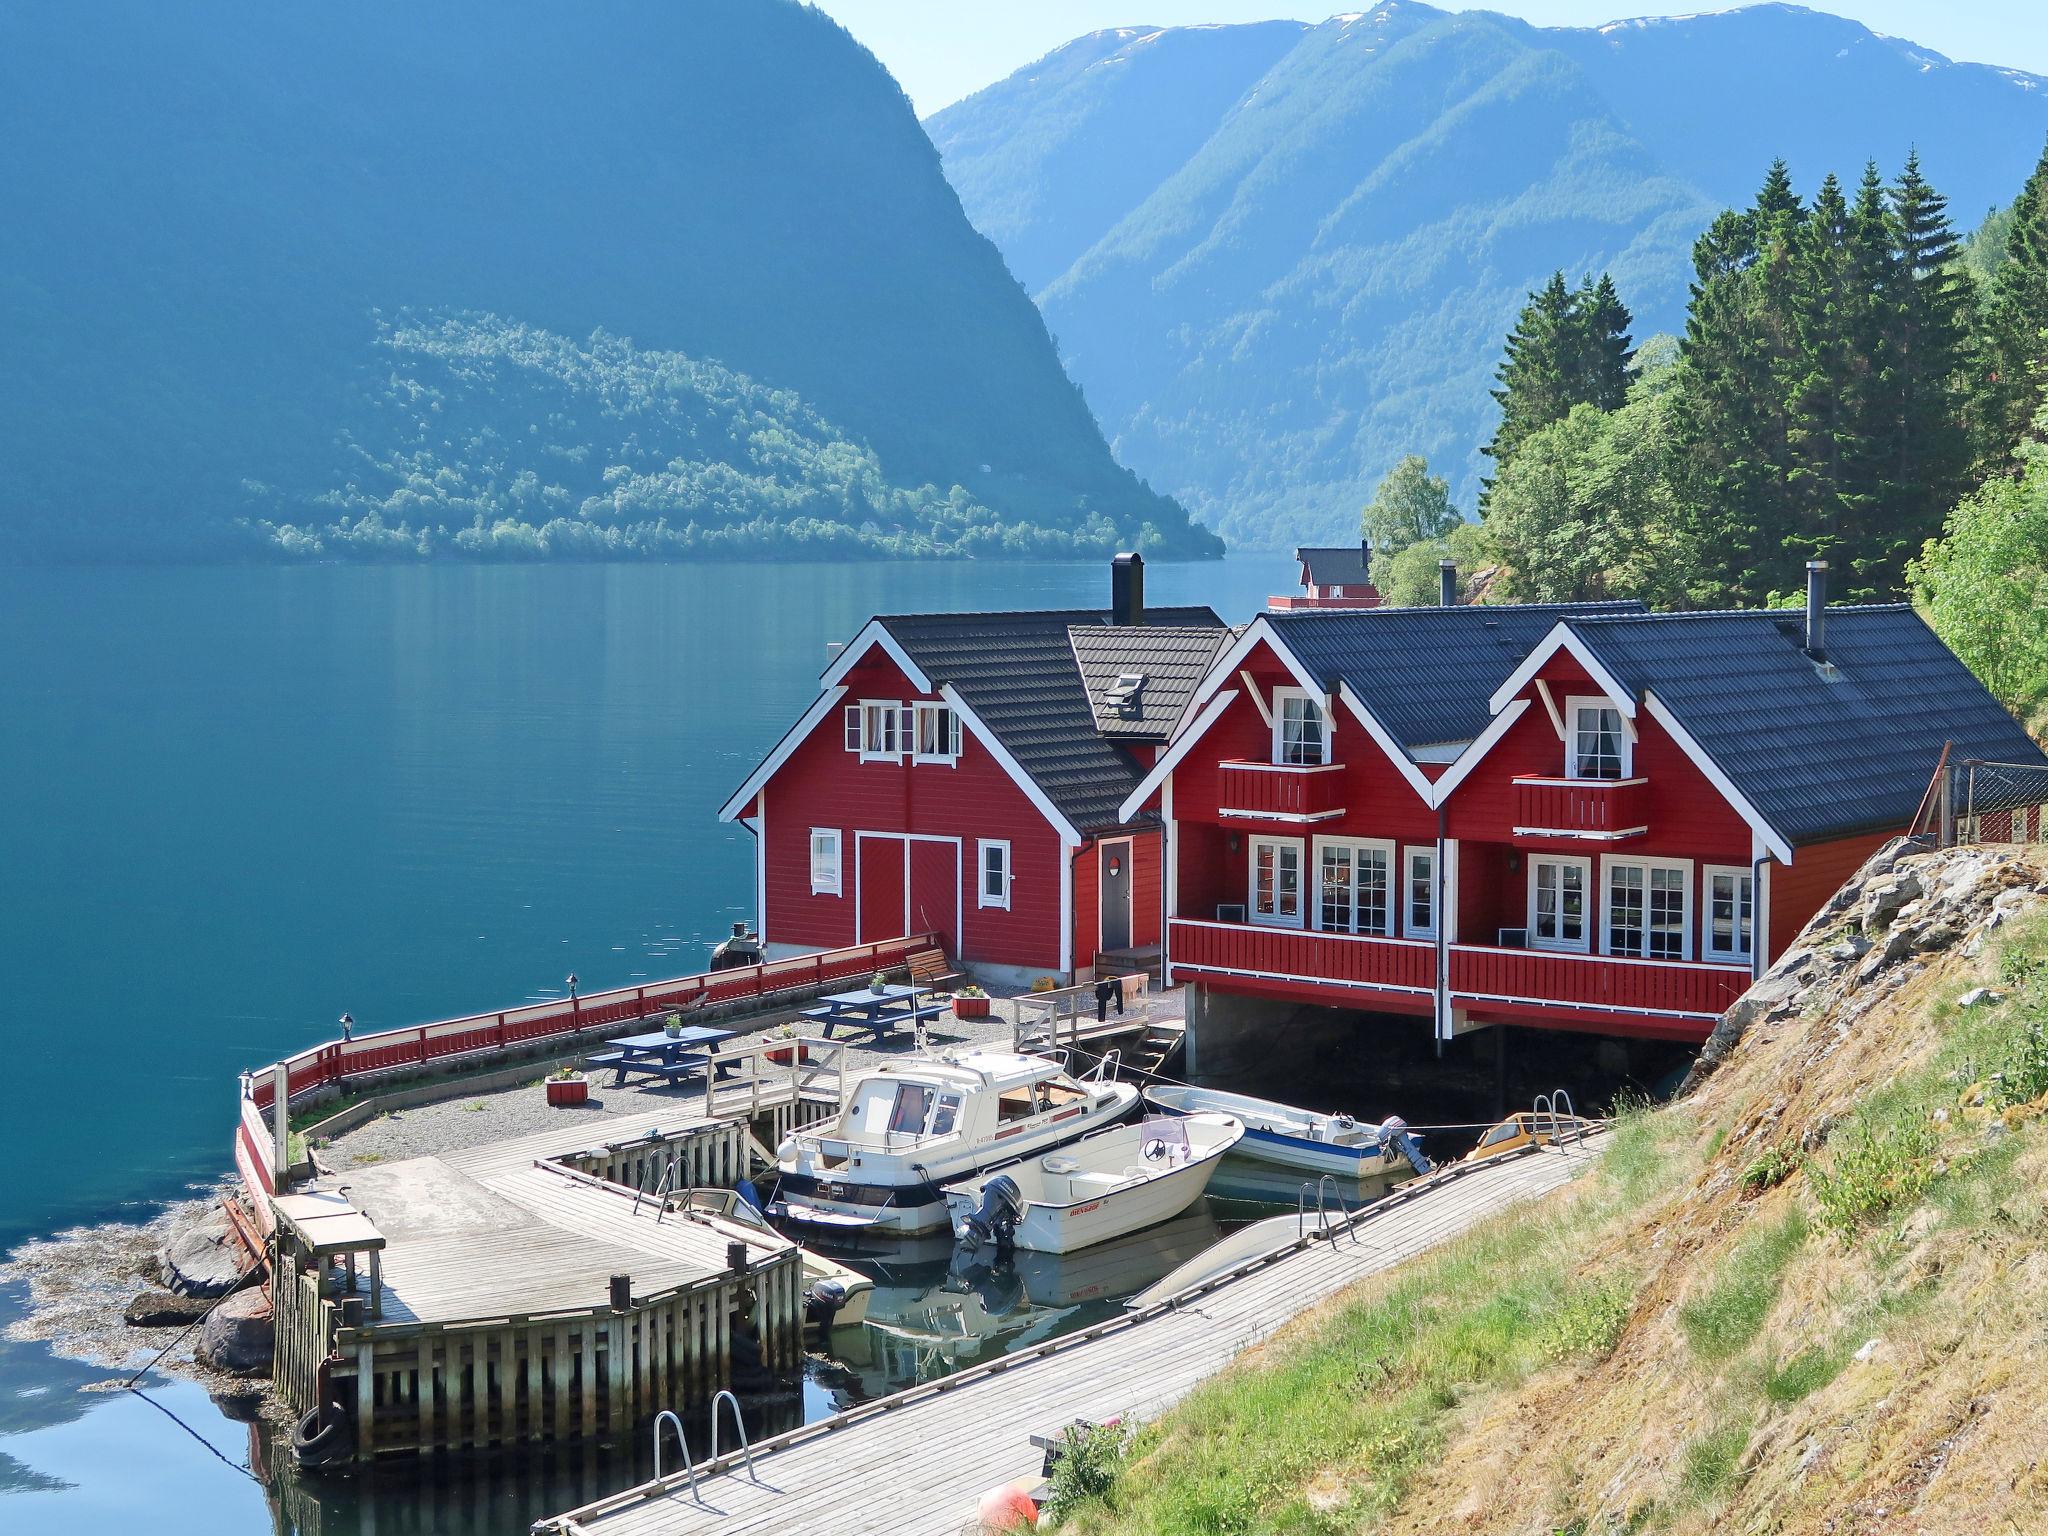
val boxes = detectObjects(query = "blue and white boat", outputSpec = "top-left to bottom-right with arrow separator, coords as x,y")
1142,1085 -> 1430,1180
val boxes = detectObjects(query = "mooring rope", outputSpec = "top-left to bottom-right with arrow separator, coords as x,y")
126,1384 -> 264,1485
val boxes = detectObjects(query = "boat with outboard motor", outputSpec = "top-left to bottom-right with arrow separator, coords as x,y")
947,1112 -> 1244,1255
771,1049 -> 1141,1236
1143,1083 -> 1431,1180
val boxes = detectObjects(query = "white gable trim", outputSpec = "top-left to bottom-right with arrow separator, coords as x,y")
1643,691 -> 1795,865
1333,681 -> 1436,802
820,619 -> 934,695
938,683 -> 1083,848
717,685 -> 849,822
1488,623 -> 1637,718
1427,697 -> 1535,804
1117,689 -> 1239,823
1191,618 -> 1323,714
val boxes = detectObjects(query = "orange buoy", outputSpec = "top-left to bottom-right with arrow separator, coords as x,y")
976,1483 -> 1038,1530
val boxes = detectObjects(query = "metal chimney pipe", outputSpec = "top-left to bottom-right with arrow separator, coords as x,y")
1438,560 -> 1457,607
1805,560 -> 1828,661
1112,551 -> 1145,627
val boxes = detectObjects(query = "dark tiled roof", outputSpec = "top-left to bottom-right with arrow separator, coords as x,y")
1069,625 -> 1233,741
1267,602 -> 1647,749
1569,606 -> 2048,846
1295,546 -> 1373,587
879,608 -> 1225,835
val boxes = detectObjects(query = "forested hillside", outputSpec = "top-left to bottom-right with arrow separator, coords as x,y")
928,3 -> 2048,549
0,0 -> 1214,561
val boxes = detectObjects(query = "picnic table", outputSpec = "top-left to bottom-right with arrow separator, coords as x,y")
587,1025 -> 737,1086
797,983 -> 950,1043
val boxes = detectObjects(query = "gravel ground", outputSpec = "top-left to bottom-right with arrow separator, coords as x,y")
314,986 -> 1118,1171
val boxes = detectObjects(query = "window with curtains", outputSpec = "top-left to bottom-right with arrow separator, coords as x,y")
1704,866 -> 1753,961
844,699 -> 907,761
1272,688 -> 1330,766
1607,859 -> 1690,959
1250,837 -> 1304,926
1530,856 -> 1589,951
1404,846 -> 1436,938
1569,699 -> 1628,780
1315,840 -> 1391,935
913,702 -> 961,763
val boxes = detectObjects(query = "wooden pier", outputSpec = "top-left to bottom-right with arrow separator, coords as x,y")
271,1039 -> 848,1461
536,1135 -> 1605,1536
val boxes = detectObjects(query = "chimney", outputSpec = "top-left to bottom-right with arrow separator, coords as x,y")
1112,551 -> 1145,627
1804,560 -> 1828,661
1438,559 -> 1458,608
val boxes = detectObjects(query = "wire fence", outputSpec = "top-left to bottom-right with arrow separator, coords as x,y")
1918,752 -> 2048,847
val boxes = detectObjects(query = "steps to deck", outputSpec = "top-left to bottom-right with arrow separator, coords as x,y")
537,1134 -> 1603,1536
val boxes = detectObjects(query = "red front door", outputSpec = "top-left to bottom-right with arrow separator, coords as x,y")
857,835 -> 906,944
908,838 -> 960,954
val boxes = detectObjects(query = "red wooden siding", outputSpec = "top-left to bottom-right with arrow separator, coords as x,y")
1075,833 -> 1166,967
1131,833 -> 1162,949
1073,840 -> 1099,974
757,649 -> 1065,971
1169,918 -> 1435,1015
1450,946 -> 1749,1025
1218,762 -> 1347,819
1511,776 -> 1648,840
1770,830 -> 1896,958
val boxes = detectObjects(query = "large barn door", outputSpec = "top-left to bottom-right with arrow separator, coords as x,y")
856,835 -> 907,944
908,838 -> 961,956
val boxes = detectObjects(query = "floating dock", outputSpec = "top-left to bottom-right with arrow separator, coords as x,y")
535,1134 -> 1604,1536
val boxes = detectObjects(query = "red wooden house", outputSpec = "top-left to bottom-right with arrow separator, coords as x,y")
720,557 -> 1229,988
1268,543 -> 1381,610
1123,563 -> 2048,1053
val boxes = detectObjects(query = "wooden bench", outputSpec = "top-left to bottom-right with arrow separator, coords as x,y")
907,947 -> 962,996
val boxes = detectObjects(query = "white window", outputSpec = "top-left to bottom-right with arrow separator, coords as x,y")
857,699 -> 904,761
978,840 -> 1011,910
1404,846 -> 1436,939
913,702 -> 961,764
1606,857 -> 1691,960
809,829 -> 842,896
1250,836 -> 1305,927
1330,585 -> 1345,598
1703,865 -> 1753,962
1567,697 -> 1629,780
1314,838 -> 1392,935
1272,687 -> 1330,766
843,705 -> 861,752
1529,855 -> 1590,952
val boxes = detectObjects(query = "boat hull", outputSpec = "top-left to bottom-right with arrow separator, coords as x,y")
1144,1084 -> 1418,1178
1000,1150 -> 1222,1254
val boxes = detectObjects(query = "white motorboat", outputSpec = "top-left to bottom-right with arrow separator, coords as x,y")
945,1112 -> 1244,1255
1123,1211 -> 1307,1310
771,1050 -> 1141,1236
667,1186 -> 876,1329
1144,1084 -> 1430,1180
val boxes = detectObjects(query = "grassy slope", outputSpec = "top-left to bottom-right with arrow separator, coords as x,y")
1058,847 -> 2048,1533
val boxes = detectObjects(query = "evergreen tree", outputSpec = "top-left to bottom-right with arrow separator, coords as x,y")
1483,271 -> 1578,490
1981,139 -> 2048,470
1573,273 -> 1635,412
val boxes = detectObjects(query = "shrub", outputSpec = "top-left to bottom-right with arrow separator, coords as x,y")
1739,1145 -> 1796,1194
1539,1274 -> 1634,1363
1040,1421 -> 1128,1523
1808,1117 -> 1941,1234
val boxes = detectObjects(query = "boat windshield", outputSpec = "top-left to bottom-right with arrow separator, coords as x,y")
847,1080 -> 963,1142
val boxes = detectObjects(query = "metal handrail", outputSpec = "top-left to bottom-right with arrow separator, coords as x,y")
709,1389 -> 759,1481
1083,1048 -> 1123,1082
652,1410 -> 701,1498
1315,1175 -> 1359,1246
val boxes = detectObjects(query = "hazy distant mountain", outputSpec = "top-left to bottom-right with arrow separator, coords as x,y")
0,0 -> 1216,560
928,2 -> 2048,549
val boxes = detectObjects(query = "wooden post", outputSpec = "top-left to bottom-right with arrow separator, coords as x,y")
270,1062 -> 290,1177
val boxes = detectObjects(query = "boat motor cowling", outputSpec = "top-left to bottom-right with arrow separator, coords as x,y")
954,1173 -> 1024,1252
803,1276 -> 849,1331
1379,1115 -> 1432,1175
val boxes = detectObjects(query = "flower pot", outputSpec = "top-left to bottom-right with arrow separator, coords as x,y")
765,1044 -> 811,1066
546,1075 -> 590,1107
953,996 -> 991,1021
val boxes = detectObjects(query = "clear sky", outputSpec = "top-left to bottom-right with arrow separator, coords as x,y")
808,1 -> 2048,114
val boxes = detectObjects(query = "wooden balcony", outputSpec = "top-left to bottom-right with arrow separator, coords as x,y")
1511,776 -> 1649,842
1167,918 -> 1434,1005
1450,944 -> 1749,1031
1217,761 -> 1347,823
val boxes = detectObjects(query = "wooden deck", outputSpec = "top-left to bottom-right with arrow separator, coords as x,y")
539,1134 -> 1605,1536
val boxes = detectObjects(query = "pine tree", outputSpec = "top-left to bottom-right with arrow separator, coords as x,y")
1785,173 -> 1862,570
1573,273 -> 1635,412
1981,139 -> 2048,470
1483,272 -> 1578,491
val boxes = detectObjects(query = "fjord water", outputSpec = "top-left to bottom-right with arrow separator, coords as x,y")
0,554 -> 1291,1531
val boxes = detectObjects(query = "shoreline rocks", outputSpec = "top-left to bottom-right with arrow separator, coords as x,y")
196,1287 -> 273,1375
159,1203 -> 243,1297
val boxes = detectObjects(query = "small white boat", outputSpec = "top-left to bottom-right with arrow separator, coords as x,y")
1124,1211 -> 1307,1310
945,1112 -> 1244,1255
1144,1084 -> 1430,1180
669,1187 -> 876,1329
772,1050 -> 1141,1236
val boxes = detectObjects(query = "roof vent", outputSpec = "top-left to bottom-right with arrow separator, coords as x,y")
1112,551 -> 1145,627
1106,672 -> 1146,717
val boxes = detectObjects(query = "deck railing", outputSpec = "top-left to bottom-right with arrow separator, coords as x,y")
1511,776 -> 1649,840
1168,918 -> 1435,996
1217,761 -> 1348,821
1449,943 -> 1749,1021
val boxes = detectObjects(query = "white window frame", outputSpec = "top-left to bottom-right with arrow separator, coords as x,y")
858,699 -> 904,762
1271,686 -> 1332,767
977,839 -> 1011,911
1312,836 -> 1395,936
809,828 -> 842,896
1702,864 -> 1754,963
843,705 -> 861,753
1249,835 -> 1306,928
1603,855 -> 1694,961
912,701 -> 961,766
1528,854 -> 1592,953
1566,695 -> 1631,781
1404,845 -> 1437,940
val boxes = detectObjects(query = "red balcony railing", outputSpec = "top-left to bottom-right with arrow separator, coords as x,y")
1169,918 -> 1433,996
1449,944 -> 1748,1020
1512,776 -> 1648,841
1217,761 -> 1347,821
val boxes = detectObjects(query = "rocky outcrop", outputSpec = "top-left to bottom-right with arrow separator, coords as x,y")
1683,839 -> 2048,1095
196,1288 -> 273,1375
123,1289 -> 215,1328
158,1204 -> 244,1297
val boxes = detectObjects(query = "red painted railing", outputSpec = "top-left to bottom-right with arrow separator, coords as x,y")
1169,918 -> 1434,995
1217,761 -> 1347,821
245,934 -> 935,1112
1511,776 -> 1648,840
1450,944 -> 1748,1018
